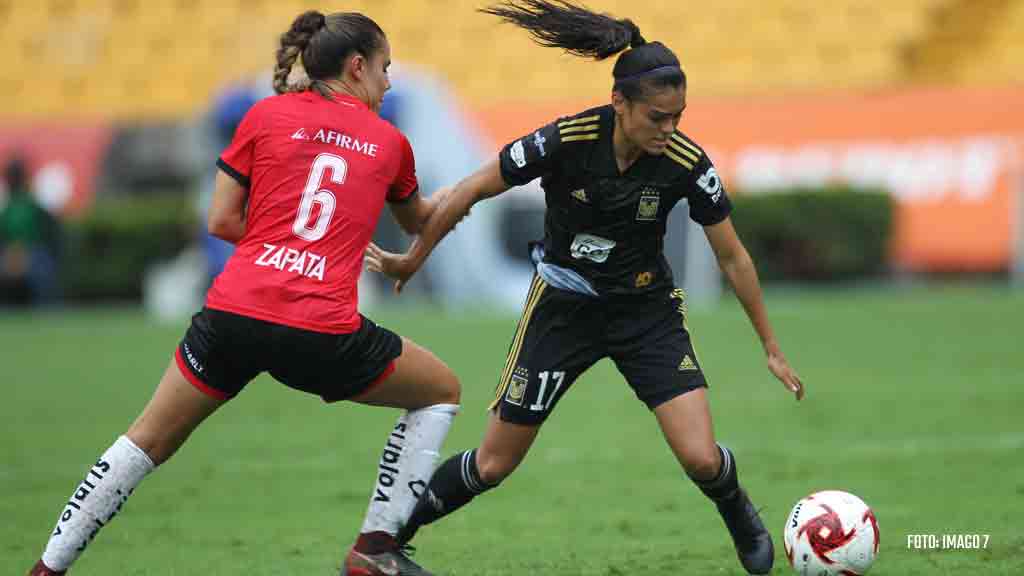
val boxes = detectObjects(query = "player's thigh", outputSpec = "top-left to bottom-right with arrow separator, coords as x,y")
128,308 -> 265,464
267,315 -> 451,407
127,358 -> 226,465
176,307 -> 267,400
609,288 -> 708,412
490,278 -> 603,426
351,336 -> 460,410
610,289 -> 717,474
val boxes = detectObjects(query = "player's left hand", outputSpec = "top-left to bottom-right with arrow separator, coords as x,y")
364,242 -> 418,293
767,348 -> 804,401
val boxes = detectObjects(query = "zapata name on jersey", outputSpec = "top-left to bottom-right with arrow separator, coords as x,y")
292,127 -> 380,158
254,242 -> 327,281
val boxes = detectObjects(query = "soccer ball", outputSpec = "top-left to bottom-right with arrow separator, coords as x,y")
783,490 -> 880,576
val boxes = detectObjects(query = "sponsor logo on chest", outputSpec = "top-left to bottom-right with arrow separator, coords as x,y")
570,233 -> 616,263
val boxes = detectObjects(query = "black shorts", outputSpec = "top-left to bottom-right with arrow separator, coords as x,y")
490,276 -> 707,425
175,307 -> 403,402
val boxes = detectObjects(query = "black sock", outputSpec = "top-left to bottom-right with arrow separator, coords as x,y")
398,449 -> 496,543
692,443 -> 740,502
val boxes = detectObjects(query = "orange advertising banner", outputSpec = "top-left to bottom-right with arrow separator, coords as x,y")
474,87 -> 1024,272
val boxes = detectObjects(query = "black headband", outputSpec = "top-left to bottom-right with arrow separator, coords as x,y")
613,65 -> 681,83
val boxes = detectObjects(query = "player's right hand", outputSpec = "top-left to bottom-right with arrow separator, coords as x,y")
767,348 -> 804,401
364,242 -> 418,293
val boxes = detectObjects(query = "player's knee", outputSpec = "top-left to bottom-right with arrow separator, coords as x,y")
124,428 -> 172,466
475,449 -> 519,485
431,365 -> 461,405
684,449 -> 721,482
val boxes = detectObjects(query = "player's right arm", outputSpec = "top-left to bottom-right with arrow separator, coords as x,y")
210,100 -> 262,243
208,170 -> 248,243
367,120 -> 562,291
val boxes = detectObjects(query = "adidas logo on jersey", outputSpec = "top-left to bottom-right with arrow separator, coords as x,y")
571,188 -> 589,203
291,128 -> 310,140
678,355 -> 697,371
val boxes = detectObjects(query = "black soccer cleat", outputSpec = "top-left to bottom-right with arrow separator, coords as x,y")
715,488 -> 774,575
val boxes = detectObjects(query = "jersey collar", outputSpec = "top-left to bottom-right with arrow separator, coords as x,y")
595,105 -> 657,179
330,92 -> 370,111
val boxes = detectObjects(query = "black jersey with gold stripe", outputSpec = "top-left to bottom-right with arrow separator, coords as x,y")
498,105 -> 731,296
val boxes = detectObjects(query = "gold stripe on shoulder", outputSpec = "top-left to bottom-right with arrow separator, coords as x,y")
668,139 -> 699,163
665,148 -> 695,170
671,133 -> 702,157
559,123 -> 600,134
558,114 -> 600,127
561,133 -> 600,143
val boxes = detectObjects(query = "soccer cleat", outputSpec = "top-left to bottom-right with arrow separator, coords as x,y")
28,560 -> 65,576
341,545 -> 435,576
716,489 -> 774,575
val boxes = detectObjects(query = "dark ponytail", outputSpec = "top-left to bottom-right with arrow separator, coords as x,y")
482,0 -> 685,101
274,10 -> 385,97
480,0 -> 643,59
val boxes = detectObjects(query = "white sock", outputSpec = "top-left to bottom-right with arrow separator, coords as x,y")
359,403 -> 459,535
41,435 -> 155,571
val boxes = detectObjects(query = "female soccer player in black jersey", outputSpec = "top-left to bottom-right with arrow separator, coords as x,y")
366,1 -> 804,573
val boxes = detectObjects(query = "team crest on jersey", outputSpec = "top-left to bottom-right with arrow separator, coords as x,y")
506,367 -> 529,406
571,188 -> 589,203
636,187 -> 661,221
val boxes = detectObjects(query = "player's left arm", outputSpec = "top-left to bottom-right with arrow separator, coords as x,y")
704,219 -> 804,400
208,169 -> 248,243
366,161 -> 508,292
388,186 -> 454,236
385,133 -> 455,236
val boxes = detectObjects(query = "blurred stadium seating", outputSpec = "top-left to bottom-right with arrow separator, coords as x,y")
1,0 -> 1022,120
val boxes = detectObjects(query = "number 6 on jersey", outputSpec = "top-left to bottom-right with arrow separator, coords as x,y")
293,153 -> 347,241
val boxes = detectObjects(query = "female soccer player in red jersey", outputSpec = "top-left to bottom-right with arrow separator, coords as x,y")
29,11 -> 451,576
366,1 -> 805,574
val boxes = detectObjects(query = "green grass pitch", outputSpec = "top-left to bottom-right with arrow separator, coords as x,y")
2,285 -> 1022,574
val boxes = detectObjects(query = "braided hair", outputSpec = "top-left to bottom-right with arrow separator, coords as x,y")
274,10 -> 385,98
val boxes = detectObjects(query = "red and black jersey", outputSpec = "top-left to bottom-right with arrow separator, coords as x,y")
208,91 -> 418,334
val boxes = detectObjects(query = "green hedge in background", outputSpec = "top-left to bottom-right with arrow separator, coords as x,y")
63,196 -> 197,301
730,186 -> 893,282
56,186 -> 893,302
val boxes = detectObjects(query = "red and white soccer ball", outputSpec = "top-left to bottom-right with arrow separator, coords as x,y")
783,490 -> 880,576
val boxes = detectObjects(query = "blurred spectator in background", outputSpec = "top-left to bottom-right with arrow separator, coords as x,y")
198,76 -> 272,285
0,155 -> 61,307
